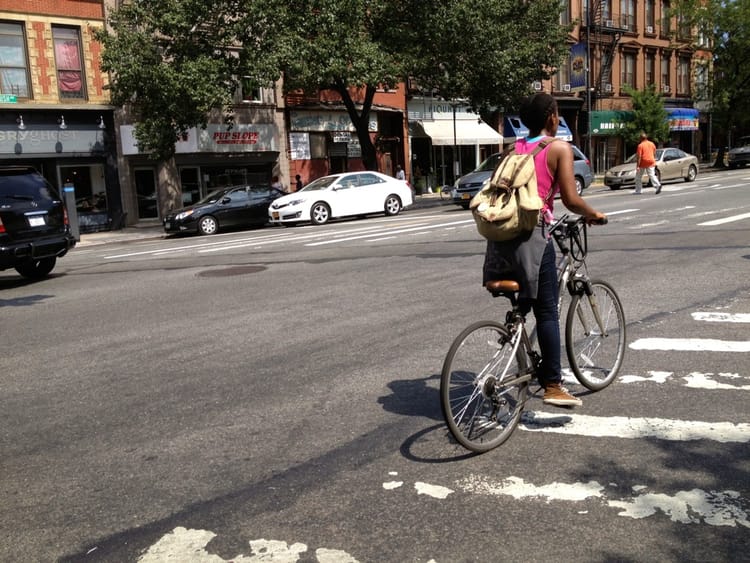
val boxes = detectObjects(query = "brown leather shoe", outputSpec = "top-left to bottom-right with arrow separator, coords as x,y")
543,383 -> 582,407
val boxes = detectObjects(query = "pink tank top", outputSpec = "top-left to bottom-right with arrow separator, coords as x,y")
515,138 -> 558,217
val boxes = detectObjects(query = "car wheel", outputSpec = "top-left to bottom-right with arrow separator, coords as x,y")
574,176 -> 584,195
384,194 -> 402,216
197,215 -> 219,235
461,203 -> 470,210
728,163 -> 737,169
684,164 -> 698,182
15,257 -> 56,279
310,202 -> 330,225
609,185 -> 620,190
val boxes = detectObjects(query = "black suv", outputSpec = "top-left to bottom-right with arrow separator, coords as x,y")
0,166 -> 76,280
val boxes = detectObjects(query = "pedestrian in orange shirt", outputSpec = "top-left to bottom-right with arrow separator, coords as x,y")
635,131 -> 662,195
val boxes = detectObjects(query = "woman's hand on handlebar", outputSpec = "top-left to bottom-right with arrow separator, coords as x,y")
586,211 -> 608,226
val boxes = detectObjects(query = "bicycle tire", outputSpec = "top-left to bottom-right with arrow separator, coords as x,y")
440,321 -> 529,453
565,279 -> 626,391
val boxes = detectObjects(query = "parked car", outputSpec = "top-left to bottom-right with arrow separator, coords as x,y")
604,147 -> 699,189
0,166 -> 76,279
163,184 -> 285,235
268,171 -> 413,226
727,136 -> 750,169
451,144 -> 594,209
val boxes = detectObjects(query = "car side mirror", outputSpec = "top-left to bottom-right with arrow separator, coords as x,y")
221,197 -> 231,204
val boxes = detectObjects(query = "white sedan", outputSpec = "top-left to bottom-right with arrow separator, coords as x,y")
268,171 -> 413,226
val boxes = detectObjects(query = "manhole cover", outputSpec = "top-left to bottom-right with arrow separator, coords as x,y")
197,265 -> 267,278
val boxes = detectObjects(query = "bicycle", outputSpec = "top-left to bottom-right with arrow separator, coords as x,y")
440,215 -> 626,452
438,185 -> 454,201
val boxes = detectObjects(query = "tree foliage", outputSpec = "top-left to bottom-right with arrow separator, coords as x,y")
672,0 -> 750,147
97,0 -> 571,166
620,84 -> 670,148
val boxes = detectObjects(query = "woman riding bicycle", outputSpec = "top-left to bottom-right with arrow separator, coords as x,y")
483,93 -> 607,407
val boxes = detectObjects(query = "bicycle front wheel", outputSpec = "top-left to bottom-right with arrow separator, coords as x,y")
440,321 -> 529,453
565,279 -> 626,391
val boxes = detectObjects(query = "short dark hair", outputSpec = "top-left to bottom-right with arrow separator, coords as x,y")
519,93 -> 557,134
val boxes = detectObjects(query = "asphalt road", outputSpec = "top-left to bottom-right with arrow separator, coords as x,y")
2,167 -> 749,562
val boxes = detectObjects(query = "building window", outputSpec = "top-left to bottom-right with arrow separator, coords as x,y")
239,76 -> 262,103
677,55 -> 690,95
601,0 -> 612,23
645,52 -> 656,86
661,52 -> 671,94
554,55 -> 571,92
645,0 -> 656,32
620,51 -> 636,89
0,22 -> 31,98
620,0 -> 635,30
694,60 -> 709,100
661,0 -> 672,36
52,26 -> 85,100
559,0 -> 571,25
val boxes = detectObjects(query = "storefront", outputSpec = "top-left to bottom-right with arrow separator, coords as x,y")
0,109 -> 119,232
119,122 -> 279,220
408,96 -> 502,190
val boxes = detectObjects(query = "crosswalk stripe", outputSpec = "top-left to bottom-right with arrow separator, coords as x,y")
692,312 -> 750,323
630,338 -> 750,352
698,211 -> 750,226
520,411 -> 750,442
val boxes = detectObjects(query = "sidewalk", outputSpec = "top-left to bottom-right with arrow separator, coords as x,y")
76,194 -> 451,247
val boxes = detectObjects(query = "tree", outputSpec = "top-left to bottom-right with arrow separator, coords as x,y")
672,1 -> 750,163
97,0 -> 570,169
620,84 -> 670,150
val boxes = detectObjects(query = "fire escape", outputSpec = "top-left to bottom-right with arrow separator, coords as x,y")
583,0 -> 626,102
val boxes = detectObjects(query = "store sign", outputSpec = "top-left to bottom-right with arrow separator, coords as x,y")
120,123 -> 278,155
0,127 -> 104,154
289,110 -> 377,132
0,94 -> 17,103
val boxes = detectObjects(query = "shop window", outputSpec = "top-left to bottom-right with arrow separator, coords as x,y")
0,22 -> 31,98
52,26 -> 86,100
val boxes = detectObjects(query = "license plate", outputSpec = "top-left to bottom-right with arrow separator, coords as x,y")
28,216 -> 46,227
164,222 -> 171,229
461,193 -> 470,200
272,212 -> 279,220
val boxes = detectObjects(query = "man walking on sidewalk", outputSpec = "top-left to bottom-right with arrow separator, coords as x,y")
635,132 -> 661,194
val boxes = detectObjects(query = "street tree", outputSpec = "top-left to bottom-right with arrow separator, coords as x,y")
620,84 -> 670,150
97,0 -> 570,170
671,0 -> 750,163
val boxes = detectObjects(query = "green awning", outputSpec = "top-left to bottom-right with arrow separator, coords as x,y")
590,110 -> 633,136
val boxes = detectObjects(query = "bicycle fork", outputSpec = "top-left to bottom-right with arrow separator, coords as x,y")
573,277 -> 609,338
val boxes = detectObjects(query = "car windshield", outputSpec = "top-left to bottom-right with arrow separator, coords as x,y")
624,149 -> 665,164
735,137 -> 750,148
196,188 -> 233,205
474,153 -> 502,172
300,176 -> 337,191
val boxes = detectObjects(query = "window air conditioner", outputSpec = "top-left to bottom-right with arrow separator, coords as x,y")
605,19 -> 615,28
533,81 -> 542,91
646,25 -> 654,34
663,84 -> 671,93
604,83 -> 613,93
562,84 -> 571,92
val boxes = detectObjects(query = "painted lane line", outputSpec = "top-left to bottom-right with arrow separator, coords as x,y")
304,219 -> 474,246
601,208 -> 639,216
698,211 -> 750,226
630,338 -> 750,352
520,411 -> 750,443
618,371 -> 750,390
692,312 -> 750,323
457,476 -> 750,528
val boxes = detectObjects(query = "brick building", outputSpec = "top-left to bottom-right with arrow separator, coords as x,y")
0,0 -> 118,232
533,0 -> 712,173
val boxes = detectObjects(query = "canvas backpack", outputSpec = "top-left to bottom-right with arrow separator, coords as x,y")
470,138 -> 557,241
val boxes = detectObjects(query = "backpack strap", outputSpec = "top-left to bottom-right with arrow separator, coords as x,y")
526,137 -> 560,204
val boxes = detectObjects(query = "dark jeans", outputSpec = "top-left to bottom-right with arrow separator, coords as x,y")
519,239 -> 561,386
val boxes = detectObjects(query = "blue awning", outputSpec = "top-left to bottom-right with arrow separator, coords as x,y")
503,115 -> 573,142
666,108 -> 699,131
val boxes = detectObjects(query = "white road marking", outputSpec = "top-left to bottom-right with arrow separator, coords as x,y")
619,371 -> 673,384
456,476 -> 750,528
692,312 -> 750,323
630,338 -> 750,352
414,482 -> 453,499
305,219 -> 474,246
520,411 -> 750,443
698,211 -> 750,226
618,371 -> 750,390
139,528 -> 359,562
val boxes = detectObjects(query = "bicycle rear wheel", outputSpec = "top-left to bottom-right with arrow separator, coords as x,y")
440,321 -> 529,453
565,279 -> 626,391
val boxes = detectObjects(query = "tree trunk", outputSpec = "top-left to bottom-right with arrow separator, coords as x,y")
336,82 -> 379,171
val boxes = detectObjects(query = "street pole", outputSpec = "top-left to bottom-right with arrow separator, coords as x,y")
453,103 -> 458,183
